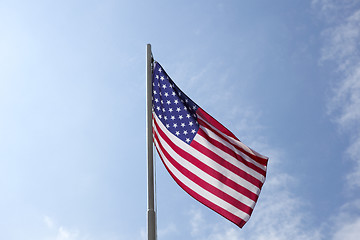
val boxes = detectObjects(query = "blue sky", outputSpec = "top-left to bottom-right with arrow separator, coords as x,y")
1,0 -> 360,239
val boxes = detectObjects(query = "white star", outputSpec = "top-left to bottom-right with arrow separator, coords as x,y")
191,129 -> 196,134
171,116 -> 175,120
175,131 -> 180,136
169,108 -> 173,112
156,75 -> 159,79
172,91 -> 176,96
173,123 -> 178,128
164,116 -> 168,120
186,138 -> 190,143
166,100 -> 171,105
181,123 -> 185,127
158,68 -> 162,72
164,92 -> 169,97
176,107 -> 181,112
153,90 -> 157,95
166,124 -> 170,128
156,106 -> 160,111
155,98 -> 159,103
160,76 -> 164,81
162,84 -> 167,89
178,115 -> 183,120
189,121 -> 193,126
183,106 -> 187,111
183,130 -> 188,135
174,100 -> 179,104
186,114 -> 191,118
159,115 -> 162,119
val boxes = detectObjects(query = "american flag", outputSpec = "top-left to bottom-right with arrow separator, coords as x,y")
152,61 -> 268,228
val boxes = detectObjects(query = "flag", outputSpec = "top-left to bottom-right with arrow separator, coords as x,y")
152,61 -> 268,228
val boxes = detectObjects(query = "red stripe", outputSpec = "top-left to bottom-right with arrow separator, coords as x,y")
197,127 -> 266,178
153,119 -> 254,215
153,135 -> 247,228
197,108 -> 269,166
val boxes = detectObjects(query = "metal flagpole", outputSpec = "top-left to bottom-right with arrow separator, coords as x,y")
146,44 -> 156,240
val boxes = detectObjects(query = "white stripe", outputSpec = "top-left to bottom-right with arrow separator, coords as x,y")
197,114 -> 267,171
196,127 -> 266,183
153,127 -> 251,222
153,117 -> 256,208
154,114 -> 259,197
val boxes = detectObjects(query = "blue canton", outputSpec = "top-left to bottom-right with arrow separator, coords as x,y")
152,62 -> 199,144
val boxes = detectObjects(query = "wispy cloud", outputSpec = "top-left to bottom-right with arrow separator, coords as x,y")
187,207 -> 240,240
157,223 -> 178,238
314,0 -> 360,239
55,227 -> 80,240
44,215 -> 55,229
186,167 -> 323,240
139,222 -> 178,240
188,207 -> 206,236
317,1 -> 360,189
239,147 -> 322,240
327,199 -> 360,240
42,216 -> 87,240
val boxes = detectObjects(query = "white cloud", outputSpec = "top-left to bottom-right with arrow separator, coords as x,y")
187,208 -> 241,240
314,1 -> 360,240
157,223 -> 178,238
241,153 -> 323,240
44,215 -> 55,229
331,200 -> 360,240
318,1 -> 360,189
188,207 -> 206,236
139,227 -> 151,240
139,222 -> 177,240
346,136 -> 360,187
42,216 -> 87,240
332,220 -> 360,240
312,0 -> 359,23
56,227 -> 80,240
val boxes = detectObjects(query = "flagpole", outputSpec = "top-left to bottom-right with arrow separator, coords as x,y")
146,43 -> 156,240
